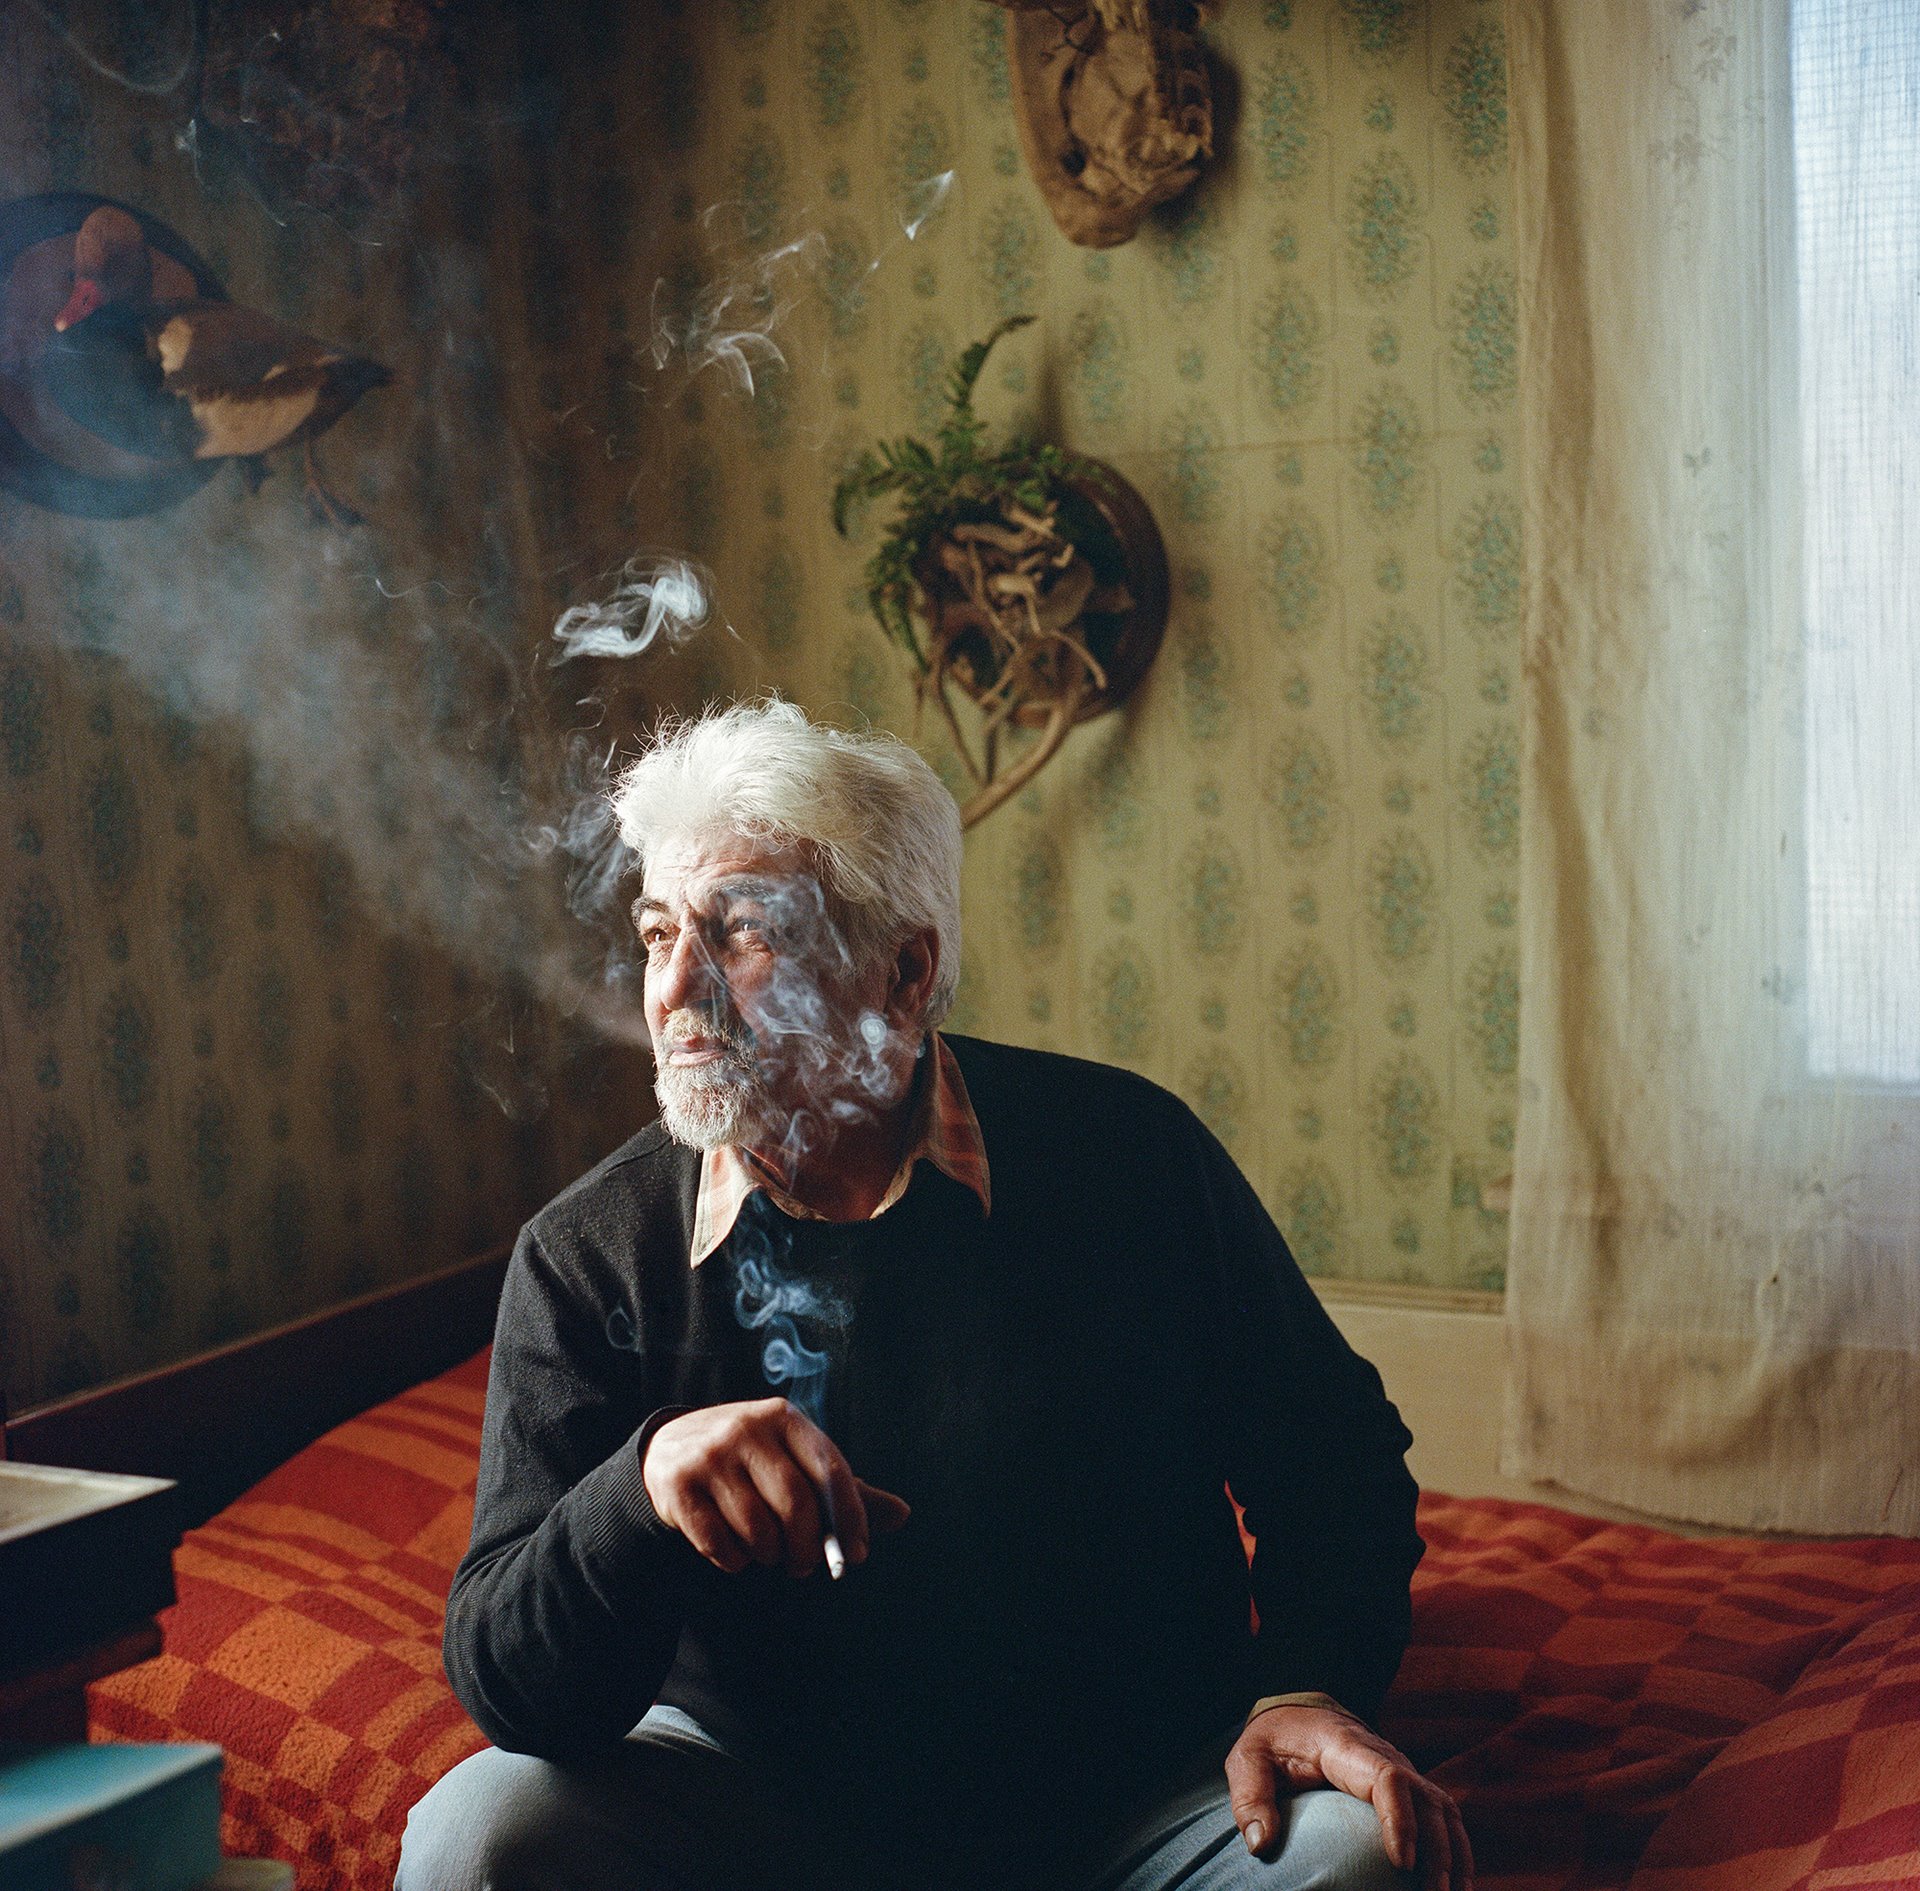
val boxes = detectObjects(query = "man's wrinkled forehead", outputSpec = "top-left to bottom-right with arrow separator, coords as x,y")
638,835 -> 820,915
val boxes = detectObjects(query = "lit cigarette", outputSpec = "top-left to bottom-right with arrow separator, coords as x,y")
823,1532 -> 847,1580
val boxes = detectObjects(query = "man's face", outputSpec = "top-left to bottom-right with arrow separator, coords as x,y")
636,835 -> 887,1155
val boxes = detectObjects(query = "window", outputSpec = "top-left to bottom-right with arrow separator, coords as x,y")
1794,0 -> 1920,1082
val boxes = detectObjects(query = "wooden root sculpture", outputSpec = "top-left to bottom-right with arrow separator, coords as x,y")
991,0 -> 1214,249
832,317 -> 1170,831
918,497 -> 1133,828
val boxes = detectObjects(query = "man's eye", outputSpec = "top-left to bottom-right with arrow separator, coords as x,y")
641,927 -> 673,953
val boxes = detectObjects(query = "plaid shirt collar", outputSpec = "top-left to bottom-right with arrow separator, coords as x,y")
689,1032 -> 990,1266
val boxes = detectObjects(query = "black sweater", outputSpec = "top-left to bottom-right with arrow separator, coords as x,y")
444,1037 -> 1421,1850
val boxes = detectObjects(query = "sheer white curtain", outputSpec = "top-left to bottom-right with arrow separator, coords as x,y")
1502,0 -> 1920,1534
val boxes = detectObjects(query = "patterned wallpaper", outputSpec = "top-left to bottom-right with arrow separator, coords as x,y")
626,0 -> 1521,1295
0,0 -> 663,1410
0,0 -> 1518,1420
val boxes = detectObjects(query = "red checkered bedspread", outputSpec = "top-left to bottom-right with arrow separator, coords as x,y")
88,1351 -> 1920,1891
89,1353 -> 493,1889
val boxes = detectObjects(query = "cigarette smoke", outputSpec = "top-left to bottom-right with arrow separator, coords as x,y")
15,505 -> 658,1088
643,170 -> 959,404
0,14 -> 965,1130
550,554 -> 716,665
899,168 -> 956,242
536,168 -> 970,1036
709,877 -> 902,1142
733,1238 -> 850,1430
648,231 -> 825,398
520,735 -> 645,1007
628,866 -> 916,1435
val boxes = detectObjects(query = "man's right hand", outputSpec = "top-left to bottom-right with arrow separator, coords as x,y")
642,1397 -> 911,1577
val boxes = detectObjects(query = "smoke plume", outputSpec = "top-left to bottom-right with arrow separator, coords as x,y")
550,554 -> 716,665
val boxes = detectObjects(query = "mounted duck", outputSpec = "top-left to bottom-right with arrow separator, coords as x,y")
50,206 -> 390,527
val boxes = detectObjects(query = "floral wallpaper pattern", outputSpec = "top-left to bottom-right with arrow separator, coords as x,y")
631,0 -> 1520,1294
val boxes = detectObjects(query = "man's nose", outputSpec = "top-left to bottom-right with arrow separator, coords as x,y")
655,926 -> 719,1012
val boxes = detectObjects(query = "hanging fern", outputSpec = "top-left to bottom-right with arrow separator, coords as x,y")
831,315 -> 1095,668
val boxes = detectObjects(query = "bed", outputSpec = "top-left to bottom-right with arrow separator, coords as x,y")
13,1257 -> 1920,1891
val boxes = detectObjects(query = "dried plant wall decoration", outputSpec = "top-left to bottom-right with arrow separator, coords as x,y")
833,317 -> 1168,827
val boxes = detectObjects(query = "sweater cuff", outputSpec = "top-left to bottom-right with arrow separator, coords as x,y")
563,1407 -> 693,1575
628,1405 -> 694,1538
1245,1690 -> 1354,1727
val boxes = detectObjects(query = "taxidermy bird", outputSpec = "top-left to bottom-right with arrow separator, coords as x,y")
49,206 -> 391,528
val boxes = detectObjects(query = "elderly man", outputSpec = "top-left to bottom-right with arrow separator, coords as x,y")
400,701 -> 1469,1891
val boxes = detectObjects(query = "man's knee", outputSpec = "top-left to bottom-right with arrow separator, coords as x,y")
397,1735 -> 782,1891
1268,1790 -> 1409,1891
397,1747 -> 589,1891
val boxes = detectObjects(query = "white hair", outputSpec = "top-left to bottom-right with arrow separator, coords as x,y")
611,699 -> 964,1026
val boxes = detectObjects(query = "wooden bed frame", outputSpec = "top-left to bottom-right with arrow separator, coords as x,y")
1,1247 -> 510,1527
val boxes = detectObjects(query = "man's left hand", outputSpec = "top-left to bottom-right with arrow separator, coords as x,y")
1225,1703 -> 1472,1891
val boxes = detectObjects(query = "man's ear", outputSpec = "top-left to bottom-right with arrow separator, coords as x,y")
887,926 -> 941,1026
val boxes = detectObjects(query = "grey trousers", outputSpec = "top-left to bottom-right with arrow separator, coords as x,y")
396,1707 -> 1407,1891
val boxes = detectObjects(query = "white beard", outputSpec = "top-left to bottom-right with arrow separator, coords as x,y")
653,1059 -> 771,1151
650,1000 -> 909,1155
